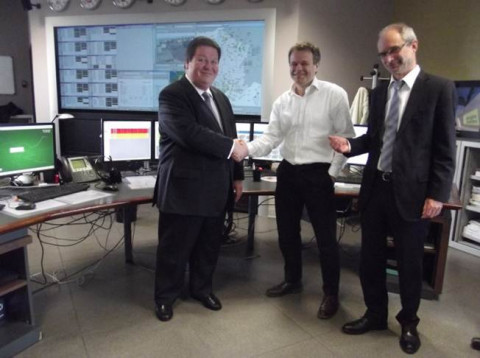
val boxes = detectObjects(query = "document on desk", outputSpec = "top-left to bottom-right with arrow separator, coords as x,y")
54,190 -> 113,205
0,199 -> 66,217
124,175 -> 156,189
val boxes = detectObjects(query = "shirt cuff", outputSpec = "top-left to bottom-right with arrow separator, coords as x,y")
227,141 -> 235,159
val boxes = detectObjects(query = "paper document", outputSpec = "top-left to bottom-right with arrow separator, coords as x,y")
124,176 -> 156,189
54,190 -> 113,205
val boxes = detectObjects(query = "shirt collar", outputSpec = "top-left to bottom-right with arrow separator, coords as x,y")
289,77 -> 320,96
389,65 -> 421,90
185,74 -> 212,98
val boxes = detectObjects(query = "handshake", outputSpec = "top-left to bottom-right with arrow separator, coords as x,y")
232,139 -> 249,162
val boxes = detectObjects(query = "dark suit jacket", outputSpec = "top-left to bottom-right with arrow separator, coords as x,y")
153,76 -> 244,217
349,71 -> 456,221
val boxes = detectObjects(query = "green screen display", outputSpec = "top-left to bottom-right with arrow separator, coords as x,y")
0,124 -> 56,177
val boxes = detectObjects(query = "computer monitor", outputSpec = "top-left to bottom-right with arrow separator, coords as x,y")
455,80 -> 480,135
102,119 -> 153,162
235,122 -> 252,143
0,123 -> 56,177
346,125 -> 369,166
154,120 -> 160,160
251,122 -> 282,162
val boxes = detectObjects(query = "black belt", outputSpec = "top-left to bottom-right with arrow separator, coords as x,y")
283,160 -> 330,170
377,170 -> 392,182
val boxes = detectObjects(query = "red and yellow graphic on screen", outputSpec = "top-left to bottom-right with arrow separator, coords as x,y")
110,128 -> 149,139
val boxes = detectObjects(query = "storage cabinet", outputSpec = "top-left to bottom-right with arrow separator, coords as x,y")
0,232 -> 41,357
451,139 -> 480,256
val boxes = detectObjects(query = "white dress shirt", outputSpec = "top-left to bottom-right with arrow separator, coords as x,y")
247,77 -> 355,177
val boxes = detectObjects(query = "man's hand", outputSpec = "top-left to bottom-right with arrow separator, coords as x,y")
233,180 -> 243,202
422,198 -> 443,219
232,139 -> 249,162
328,135 -> 351,154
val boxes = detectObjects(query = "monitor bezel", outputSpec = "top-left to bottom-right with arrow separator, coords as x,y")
101,118 -> 154,164
0,123 -> 57,178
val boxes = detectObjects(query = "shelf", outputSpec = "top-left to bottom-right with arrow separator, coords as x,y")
466,205 -> 480,213
470,175 -> 480,181
0,279 -> 27,297
387,239 -> 436,254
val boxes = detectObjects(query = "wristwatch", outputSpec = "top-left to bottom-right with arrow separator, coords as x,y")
47,0 -> 70,12
80,0 -> 102,10
113,0 -> 136,8
164,0 -> 187,5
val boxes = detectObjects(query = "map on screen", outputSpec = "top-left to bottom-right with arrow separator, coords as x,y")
55,20 -> 264,115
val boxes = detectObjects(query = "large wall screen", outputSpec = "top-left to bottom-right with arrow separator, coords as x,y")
55,20 -> 264,116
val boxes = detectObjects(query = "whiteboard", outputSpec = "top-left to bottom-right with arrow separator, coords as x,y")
0,56 -> 15,95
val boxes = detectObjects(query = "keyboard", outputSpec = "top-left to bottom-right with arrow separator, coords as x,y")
16,183 -> 90,203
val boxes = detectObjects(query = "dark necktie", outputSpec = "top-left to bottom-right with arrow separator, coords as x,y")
379,80 -> 404,172
202,92 -> 223,132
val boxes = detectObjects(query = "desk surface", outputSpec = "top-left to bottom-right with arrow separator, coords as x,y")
242,177 -> 462,210
0,184 -> 153,236
0,177 -> 461,236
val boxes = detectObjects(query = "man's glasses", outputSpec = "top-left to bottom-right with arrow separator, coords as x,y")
378,42 -> 407,58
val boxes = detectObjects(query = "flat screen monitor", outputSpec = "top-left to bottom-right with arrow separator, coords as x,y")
102,119 -> 152,162
347,125 -> 369,166
455,80 -> 480,133
54,20 -> 265,116
235,122 -> 252,143
154,120 -> 160,160
251,122 -> 282,162
0,123 -> 56,177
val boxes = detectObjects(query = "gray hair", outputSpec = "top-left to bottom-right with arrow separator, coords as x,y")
379,23 -> 417,44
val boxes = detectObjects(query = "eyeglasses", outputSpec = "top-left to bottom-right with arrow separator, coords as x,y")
378,42 -> 407,58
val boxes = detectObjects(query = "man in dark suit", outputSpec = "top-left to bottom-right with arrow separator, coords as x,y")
329,23 -> 456,354
153,37 -> 245,322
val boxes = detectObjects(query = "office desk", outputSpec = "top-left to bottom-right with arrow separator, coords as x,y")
240,177 -> 461,299
0,185 -> 154,262
0,183 -> 154,357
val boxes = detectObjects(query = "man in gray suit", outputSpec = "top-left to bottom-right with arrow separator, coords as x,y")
329,23 -> 456,354
153,37 -> 245,322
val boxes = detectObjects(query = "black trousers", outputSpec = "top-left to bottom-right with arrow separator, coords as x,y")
360,172 -> 429,324
275,160 -> 339,296
154,211 -> 225,305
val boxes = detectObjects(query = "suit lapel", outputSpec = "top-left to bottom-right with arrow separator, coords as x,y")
397,71 -> 426,136
182,77 -> 224,133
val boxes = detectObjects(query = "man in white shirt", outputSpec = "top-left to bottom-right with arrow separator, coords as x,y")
234,42 -> 354,319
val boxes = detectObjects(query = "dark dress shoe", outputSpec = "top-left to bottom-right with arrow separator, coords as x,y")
317,295 -> 339,319
155,304 -> 173,322
342,316 -> 387,335
193,294 -> 222,311
400,325 -> 421,354
265,281 -> 303,297
471,337 -> 480,351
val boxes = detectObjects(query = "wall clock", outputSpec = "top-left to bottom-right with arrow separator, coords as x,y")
113,0 -> 136,9
80,0 -> 102,10
47,0 -> 70,12
205,0 -> 225,4
164,0 -> 187,6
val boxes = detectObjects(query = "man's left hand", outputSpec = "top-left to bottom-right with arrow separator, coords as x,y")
233,180 -> 243,202
422,198 -> 443,219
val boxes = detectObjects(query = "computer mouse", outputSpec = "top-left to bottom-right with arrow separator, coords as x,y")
15,202 -> 36,210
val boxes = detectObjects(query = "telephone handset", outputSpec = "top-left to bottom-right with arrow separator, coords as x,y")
59,156 -> 101,183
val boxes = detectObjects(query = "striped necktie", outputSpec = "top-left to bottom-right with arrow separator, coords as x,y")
202,92 -> 223,132
379,80 -> 404,172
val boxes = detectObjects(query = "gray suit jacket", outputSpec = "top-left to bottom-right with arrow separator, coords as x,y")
154,76 -> 244,217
